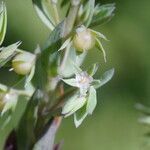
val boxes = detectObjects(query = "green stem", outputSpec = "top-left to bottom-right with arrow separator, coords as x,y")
60,0 -> 81,71
63,0 -> 81,37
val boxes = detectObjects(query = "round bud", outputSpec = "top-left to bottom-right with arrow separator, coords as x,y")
12,51 -> 36,75
73,26 -> 95,52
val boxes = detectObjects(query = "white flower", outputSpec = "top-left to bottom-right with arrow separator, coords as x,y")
62,71 -> 93,96
75,71 -> 93,96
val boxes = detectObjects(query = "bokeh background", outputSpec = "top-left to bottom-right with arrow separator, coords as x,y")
1,0 -> 150,149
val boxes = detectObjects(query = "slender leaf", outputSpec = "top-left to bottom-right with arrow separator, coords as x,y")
0,2 -> 7,46
87,63 -> 99,76
94,68 -> 114,89
96,37 -> 106,62
0,42 -> 21,68
17,91 -> 40,150
90,3 -> 115,27
32,0 -> 55,30
84,0 -> 95,27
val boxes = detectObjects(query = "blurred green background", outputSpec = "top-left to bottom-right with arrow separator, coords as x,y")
2,0 -> 150,149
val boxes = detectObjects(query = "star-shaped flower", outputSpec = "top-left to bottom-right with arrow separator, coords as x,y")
62,64 -> 114,127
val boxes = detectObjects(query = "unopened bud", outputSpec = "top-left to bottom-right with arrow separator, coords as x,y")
12,51 -> 36,75
73,26 -> 95,52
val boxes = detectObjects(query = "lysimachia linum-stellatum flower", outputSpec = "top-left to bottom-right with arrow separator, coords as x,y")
62,64 -> 114,127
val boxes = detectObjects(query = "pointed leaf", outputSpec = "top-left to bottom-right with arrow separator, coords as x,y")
90,3 -> 115,27
86,86 -> 97,115
0,2 -> 7,45
87,63 -> 99,76
96,37 -> 106,62
32,0 -> 55,30
84,0 -> 95,27
0,42 -> 21,68
95,68 -> 114,89
17,90 -> 40,150
58,38 -> 71,51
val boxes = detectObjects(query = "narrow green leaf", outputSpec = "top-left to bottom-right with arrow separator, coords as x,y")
17,91 -> 40,150
84,0 -> 95,27
95,37 -> 106,62
0,2 -> 7,45
0,42 -> 21,68
32,0 -> 55,30
58,38 -> 71,51
95,68 -> 114,89
86,86 -> 97,115
87,63 -> 99,76
90,3 -> 115,27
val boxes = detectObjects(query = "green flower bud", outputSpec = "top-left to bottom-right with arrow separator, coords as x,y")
12,51 -> 36,75
73,26 -> 95,52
